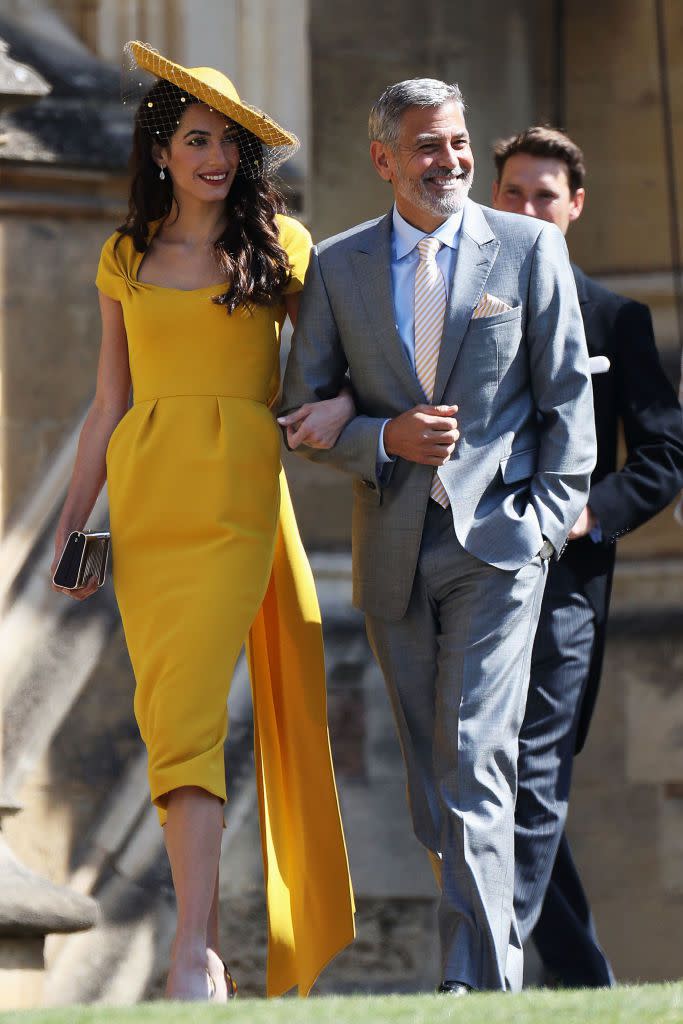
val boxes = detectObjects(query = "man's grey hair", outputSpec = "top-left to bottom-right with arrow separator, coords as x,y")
368,78 -> 465,147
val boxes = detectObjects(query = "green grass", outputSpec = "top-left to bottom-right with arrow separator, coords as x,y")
1,985 -> 683,1024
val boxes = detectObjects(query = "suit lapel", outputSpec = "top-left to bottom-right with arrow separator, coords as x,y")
349,214 -> 425,405
433,200 -> 500,404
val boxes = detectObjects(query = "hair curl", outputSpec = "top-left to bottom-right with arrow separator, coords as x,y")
116,79 -> 292,312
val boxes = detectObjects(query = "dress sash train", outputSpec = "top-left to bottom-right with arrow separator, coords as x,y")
247,470 -> 355,996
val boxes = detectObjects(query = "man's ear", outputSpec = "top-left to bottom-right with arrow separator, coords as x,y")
370,141 -> 393,182
492,179 -> 500,206
569,187 -> 586,223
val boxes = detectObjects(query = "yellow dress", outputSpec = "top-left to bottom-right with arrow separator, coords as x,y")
96,214 -> 354,996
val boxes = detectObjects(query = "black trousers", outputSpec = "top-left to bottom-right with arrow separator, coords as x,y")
514,559 -> 614,987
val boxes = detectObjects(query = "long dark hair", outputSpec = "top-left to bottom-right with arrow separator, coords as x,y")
117,80 -> 292,312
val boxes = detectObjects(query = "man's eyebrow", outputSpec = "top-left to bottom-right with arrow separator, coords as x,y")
413,130 -> 469,144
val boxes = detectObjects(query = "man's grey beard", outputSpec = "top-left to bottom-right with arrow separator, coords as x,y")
397,167 -> 474,216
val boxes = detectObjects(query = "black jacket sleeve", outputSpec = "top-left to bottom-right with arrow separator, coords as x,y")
588,301 -> 683,541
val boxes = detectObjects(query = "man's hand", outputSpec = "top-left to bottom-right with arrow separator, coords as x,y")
567,504 -> 597,540
384,404 -> 459,465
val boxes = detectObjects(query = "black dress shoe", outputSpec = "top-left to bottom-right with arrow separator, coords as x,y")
437,980 -> 472,996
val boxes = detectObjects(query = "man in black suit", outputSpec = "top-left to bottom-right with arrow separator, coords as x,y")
492,126 -> 683,987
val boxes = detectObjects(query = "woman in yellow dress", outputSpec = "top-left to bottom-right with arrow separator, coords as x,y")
51,42 -> 355,1002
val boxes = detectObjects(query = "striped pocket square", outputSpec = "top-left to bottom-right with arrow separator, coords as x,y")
472,293 -> 513,318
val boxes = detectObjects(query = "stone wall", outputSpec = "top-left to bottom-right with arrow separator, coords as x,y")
566,0 -> 681,279
563,0 -> 683,417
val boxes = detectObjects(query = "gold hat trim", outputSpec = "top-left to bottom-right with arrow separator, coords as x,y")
129,41 -> 298,151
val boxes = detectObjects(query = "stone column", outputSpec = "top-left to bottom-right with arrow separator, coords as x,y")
0,40 -> 98,1010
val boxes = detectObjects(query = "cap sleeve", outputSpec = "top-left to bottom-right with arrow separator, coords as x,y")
96,231 -> 128,302
277,215 -> 313,295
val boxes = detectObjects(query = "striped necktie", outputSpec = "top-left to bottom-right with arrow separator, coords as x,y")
414,237 -> 450,508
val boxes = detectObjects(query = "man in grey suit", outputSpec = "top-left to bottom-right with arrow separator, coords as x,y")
279,79 -> 596,994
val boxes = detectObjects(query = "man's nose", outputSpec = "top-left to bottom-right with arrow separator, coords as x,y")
523,199 -> 537,217
437,145 -> 459,169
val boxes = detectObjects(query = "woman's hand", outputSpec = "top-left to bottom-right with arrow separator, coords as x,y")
278,387 -> 356,449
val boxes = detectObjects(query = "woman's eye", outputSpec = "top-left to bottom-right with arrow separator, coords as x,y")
187,137 -> 206,146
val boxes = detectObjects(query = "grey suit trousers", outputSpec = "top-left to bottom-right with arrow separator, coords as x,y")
365,502 -> 547,992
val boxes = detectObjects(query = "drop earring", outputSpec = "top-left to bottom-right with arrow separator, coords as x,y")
159,165 -> 166,181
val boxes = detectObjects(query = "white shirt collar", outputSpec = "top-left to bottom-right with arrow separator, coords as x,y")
392,203 -> 465,260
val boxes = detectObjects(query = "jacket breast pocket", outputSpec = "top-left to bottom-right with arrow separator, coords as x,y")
465,306 -> 524,391
468,304 -> 523,330
500,447 -> 538,484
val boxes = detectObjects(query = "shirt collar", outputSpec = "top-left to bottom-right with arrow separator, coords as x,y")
392,203 -> 465,261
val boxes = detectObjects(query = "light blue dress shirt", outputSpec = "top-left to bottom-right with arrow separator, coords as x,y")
377,204 -> 465,464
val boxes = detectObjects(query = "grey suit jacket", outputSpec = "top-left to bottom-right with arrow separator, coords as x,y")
281,199 -> 597,621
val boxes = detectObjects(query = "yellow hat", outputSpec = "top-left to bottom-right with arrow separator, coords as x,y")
126,40 -> 298,151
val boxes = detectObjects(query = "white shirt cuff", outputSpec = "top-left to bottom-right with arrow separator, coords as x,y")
376,419 -> 396,480
377,419 -> 393,464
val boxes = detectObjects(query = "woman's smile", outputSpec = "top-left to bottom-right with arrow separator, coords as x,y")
197,170 -> 230,186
